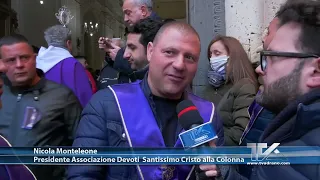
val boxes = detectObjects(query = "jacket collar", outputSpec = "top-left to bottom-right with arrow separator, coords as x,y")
150,12 -> 161,21
4,69 -> 46,94
140,73 -> 186,101
261,88 -> 320,143
129,65 -> 149,82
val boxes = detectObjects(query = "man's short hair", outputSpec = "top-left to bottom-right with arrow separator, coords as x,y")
125,0 -> 153,11
153,21 -> 200,45
0,34 -> 30,48
127,17 -> 163,49
0,34 -> 31,58
276,0 -> 305,18
44,25 -> 72,48
276,0 -> 320,54
32,45 -> 40,54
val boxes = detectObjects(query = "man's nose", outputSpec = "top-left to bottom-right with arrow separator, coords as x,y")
255,65 -> 265,76
15,58 -> 24,68
124,15 -> 129,23
172,55 -> 185,71
0,60 -> 6,73
123,49 -> 131,59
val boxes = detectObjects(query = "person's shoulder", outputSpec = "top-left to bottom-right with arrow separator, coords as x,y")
299,127 -> 320,146
232,78 -> 257,95
60,57 -> 81,66
234,78 -> 256,87
43,79 -> 74,94
87,87 -> 119,109
82,87 -> 121,120
63,56 -> 78,62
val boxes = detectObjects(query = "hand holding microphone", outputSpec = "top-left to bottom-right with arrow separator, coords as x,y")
177,100 -> 222,180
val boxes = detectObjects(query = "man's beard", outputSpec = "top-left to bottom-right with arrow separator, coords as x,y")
256,64 -> 303,114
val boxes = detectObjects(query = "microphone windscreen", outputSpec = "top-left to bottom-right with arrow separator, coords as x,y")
176,100 -> 204,130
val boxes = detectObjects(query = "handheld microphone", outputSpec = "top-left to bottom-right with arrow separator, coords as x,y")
176,100 -> 220,180
177,100 -> 217,149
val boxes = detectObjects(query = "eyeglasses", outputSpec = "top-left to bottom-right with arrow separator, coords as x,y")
260,51 -> 319,71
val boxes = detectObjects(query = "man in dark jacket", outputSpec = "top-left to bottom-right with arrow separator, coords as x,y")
238,1 -> 305,177
0,37 -> 37,180
68,21 -> 224,180
209,1 -> 320,180
123,18 -> 163,78
98,0 -> 161,86
237,12 -> 280,179
0,34 -> 82,180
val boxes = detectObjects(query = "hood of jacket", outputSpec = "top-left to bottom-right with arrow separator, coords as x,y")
36,46 -> 73,73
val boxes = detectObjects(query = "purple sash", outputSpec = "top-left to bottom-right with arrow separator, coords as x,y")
109,81 -> 214,180
0,135 -> 36,180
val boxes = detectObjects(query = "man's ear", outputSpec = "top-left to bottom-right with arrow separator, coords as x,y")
147,42 -> 153,63
306,58 -> 320,88
141,5 -> 148,17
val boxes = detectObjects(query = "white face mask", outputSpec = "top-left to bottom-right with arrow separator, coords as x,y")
209,55 -> 229,72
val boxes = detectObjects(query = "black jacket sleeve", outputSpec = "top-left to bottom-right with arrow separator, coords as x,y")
112,48 -> 133,75
64,91 -> 82,140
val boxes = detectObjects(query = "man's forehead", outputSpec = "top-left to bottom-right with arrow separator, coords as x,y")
268,23 -> 301,51
0,45 -> 33,59
127,33 -> 141,42
1,42 -> 31,50
157,28 -> 199,43
156,30 -> 200,55
269,18 -> 279,28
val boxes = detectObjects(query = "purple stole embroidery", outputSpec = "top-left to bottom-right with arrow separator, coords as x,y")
0,135 -> 36,180
109,81 -> 214,180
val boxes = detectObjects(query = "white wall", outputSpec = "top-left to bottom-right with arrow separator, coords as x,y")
225,0 -> 287,62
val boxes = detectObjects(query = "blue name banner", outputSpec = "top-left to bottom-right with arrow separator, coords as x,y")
0,146 -> 318,165
179,122 -> 218,148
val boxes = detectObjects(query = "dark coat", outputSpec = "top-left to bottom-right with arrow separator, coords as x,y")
0,70 -> 82,180
109,12 -> 161,85
99,49 -> 149,89
97,54 -> 124,89
219,88 -> 320,180
217,78 -> 257,146
240,101 -> 275,146
68,76 -> 224,180
238,99 -> 275,178
202,83 -> 233,105
250,89 -> 320,180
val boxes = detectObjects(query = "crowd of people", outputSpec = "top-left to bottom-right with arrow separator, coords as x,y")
0,0 -> 319,179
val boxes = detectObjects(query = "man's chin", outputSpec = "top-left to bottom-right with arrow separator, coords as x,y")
258,85 -> 264,93
130,65 -> 137,71
126,23 -> 134,28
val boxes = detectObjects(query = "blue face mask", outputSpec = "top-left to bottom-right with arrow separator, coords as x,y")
208,55 -> 228,88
